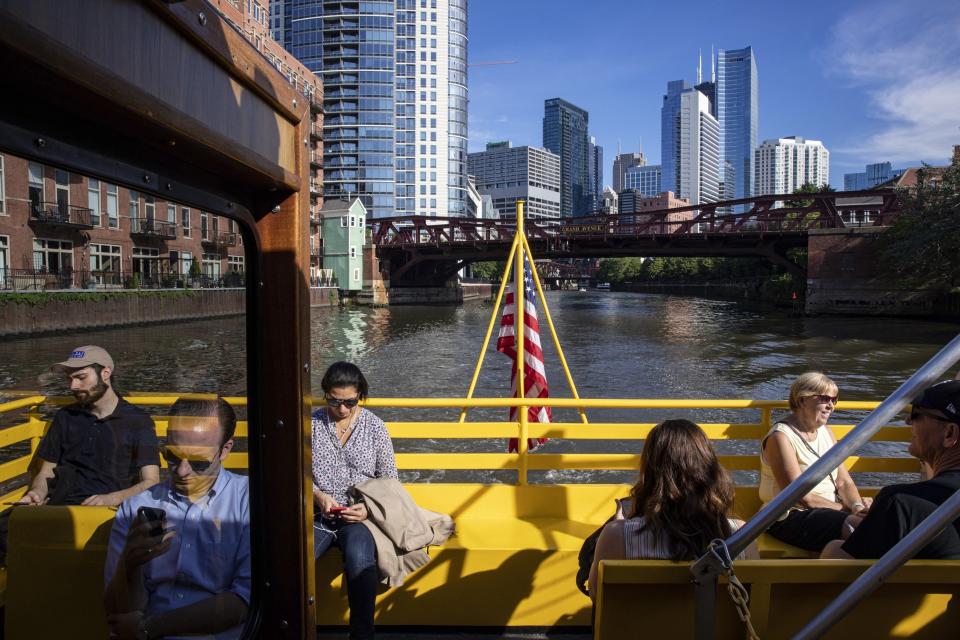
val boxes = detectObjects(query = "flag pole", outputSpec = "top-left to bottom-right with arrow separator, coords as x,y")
459,234 -> 521,423
515,200 -> 529,485
521,233 -> 588,424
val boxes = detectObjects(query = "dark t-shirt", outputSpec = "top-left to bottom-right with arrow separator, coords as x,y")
842,469 -> 960,559
34,398 -> 160,504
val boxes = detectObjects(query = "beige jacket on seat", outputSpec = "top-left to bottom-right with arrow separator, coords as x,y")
350,478 -> 456,588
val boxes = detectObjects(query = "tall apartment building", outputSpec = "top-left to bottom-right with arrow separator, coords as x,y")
617,190 -> 691,229
623,165 -> 662,198
587,137 -> 603,214
467,141 -> 561,224
661,81 -> 720,206
843,162 -> 905,191
543,98 -> 590,217
612,151 -> 645,193
273,0 -> 469,219
210,0 -> 323,280
754,136 -> 830,197
716,46 -> 758,204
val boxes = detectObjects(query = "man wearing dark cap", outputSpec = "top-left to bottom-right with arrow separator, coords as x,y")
0,346 -> 160,564
822,380 -> 960,559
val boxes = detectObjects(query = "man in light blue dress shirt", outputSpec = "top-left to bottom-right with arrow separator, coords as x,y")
104,397 -> 250,640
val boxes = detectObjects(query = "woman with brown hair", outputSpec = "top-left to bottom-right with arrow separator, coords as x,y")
587,419 -> 756,599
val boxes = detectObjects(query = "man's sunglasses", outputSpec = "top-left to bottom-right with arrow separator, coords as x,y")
909,409 -> 953,423
325,396 -> 359,408
162,448 -> 216,473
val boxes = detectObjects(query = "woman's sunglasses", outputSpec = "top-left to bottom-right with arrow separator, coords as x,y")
809,394 -> 838,405
162,447 -> 216,473
325,396 -> 360,408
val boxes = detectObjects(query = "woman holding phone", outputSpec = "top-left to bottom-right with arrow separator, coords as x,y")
311,361 -> 397,640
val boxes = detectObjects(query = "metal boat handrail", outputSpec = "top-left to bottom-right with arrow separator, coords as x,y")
691,332 -> 960,640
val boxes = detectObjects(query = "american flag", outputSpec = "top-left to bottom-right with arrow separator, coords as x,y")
497,257 -> 551,453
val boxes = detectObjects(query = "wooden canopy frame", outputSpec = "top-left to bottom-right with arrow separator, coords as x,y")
0,1 -> 315,636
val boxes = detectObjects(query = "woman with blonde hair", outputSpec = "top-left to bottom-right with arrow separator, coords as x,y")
760,372 -> 870,551
587,420 -> 756,599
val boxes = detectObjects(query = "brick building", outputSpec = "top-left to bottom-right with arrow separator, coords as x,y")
0,0 -> 326,291
617,190 -> 692,230
0,153 -> 248,289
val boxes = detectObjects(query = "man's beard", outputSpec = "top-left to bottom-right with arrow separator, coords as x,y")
74,378 -> 109,406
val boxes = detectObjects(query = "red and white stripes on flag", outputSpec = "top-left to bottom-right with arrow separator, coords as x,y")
497,259 -> 550,453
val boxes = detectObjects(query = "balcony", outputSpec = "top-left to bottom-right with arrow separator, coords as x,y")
130,218 -> 177,240
29,202 -> 93,230
310,151 -> 323,168
201,232 -> 239,251
310,122 -> 322,140
309,181 -> 322,195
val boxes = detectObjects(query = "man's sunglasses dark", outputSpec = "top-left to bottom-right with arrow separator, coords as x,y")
326,396 -> 359,408
162,448 -> 215,473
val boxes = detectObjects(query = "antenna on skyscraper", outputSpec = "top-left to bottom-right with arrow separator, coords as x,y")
697,48 -> 702,84
711,45 -> 716,83
617,139 -> 622,155
638,137 -> 643,154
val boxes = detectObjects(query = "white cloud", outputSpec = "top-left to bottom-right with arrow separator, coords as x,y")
826,2 -> 960,163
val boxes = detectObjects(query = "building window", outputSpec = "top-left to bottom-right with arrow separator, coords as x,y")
350,247 -> 356,258
202,253 -> 222,280
228,255 -> 244,272
132,246 -> 160,281
33,238 -> 73,272
54,169 -> 69,215
0,235 -> 9,285
353,267 -> 360,281
340,216 -> 347,227
0,155 -> 5,214
167,203 -> 176,224
88,178 -> 101,226
129,190 -> 140,220
28,162 -> 43,212
180,251 -> 193,277
106,184 -> 119,228
89,244 -> 122,285
144,195 -> 155,221
200,212 -> 209,240
182,208 -> 191,238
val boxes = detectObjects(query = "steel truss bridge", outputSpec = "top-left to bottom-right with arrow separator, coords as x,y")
370,190 -> 901,287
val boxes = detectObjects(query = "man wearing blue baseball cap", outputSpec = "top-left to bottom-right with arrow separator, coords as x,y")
0,346 -> 160,565
822,380 -> 960,559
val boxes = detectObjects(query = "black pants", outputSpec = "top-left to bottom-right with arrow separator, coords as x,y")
768,507 -> 849,552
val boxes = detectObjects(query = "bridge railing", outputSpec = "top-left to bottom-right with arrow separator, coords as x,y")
0,394 -> 915,497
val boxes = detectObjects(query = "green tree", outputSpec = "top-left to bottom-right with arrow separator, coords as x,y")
469,261 -> 506,280
597,257 -> 644,284
876,163 -> 960,291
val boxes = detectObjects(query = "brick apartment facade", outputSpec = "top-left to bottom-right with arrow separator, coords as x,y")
0,0 -> 326,291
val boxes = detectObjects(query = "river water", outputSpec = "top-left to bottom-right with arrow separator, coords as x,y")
2,291 -> 957,484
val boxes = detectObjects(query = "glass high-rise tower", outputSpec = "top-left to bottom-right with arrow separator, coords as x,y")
543,98 -> 590,217
716,46 -> 758,204
274,0 -> 468,218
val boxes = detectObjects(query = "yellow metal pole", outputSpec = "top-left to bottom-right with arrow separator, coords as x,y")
521,234 -> 588,424
28,402 -> 43,456
458,234 -> 521,422
515,201 -> 529,485
761,407 -> 772,435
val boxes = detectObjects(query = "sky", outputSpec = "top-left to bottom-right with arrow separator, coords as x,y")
466,0 -> 960,189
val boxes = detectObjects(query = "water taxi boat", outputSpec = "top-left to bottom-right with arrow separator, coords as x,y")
2,3 -> 960,639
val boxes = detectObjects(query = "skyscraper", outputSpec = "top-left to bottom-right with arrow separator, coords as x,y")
273,0 -> 468,218
661,81 -> 720,206
612,151 -> 645,193
716,46 -> 758,205
467,141 -> 561,224
543,98 -> 590,217
587,137 -> 603,214
754,136 -> 830,197
623,165 -> 662,197
843,162 -> 905,191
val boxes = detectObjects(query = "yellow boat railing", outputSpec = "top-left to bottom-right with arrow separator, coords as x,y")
0,394 -> 915,499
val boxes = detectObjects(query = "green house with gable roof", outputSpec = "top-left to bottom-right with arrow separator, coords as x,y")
320,197 -> 366,291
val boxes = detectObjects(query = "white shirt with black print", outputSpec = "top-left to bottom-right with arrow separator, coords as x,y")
311,407 -> 398,506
